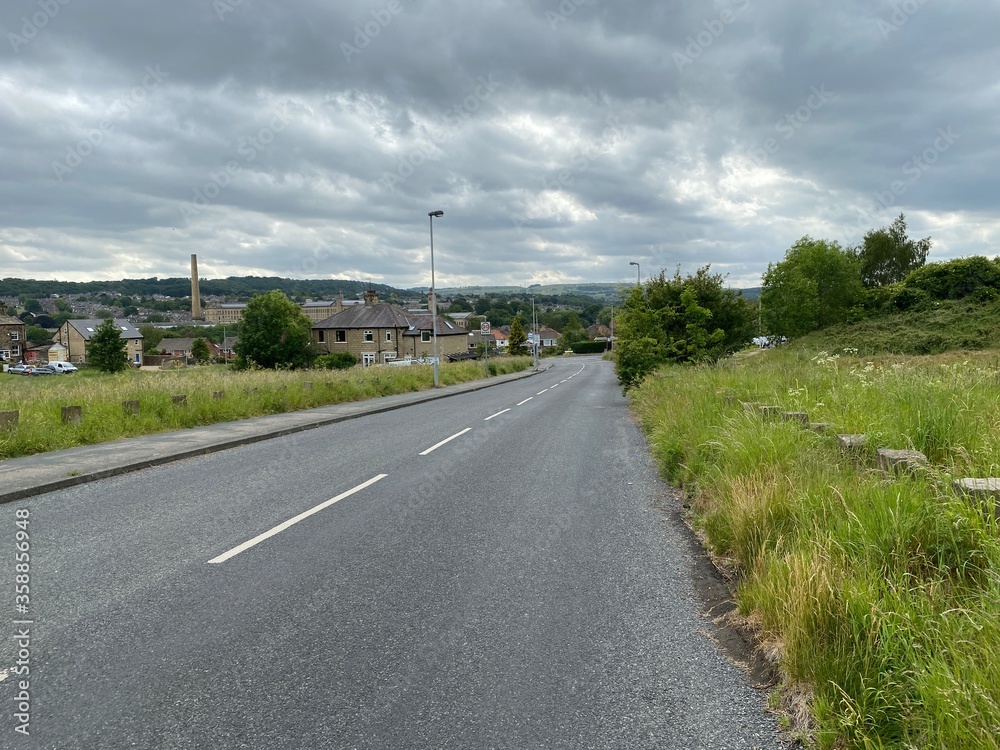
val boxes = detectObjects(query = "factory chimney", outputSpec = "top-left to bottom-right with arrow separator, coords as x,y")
191,254 -> 203,320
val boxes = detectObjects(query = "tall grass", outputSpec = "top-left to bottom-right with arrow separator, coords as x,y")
0,358 -> 532,459
631,348 -> 1000,748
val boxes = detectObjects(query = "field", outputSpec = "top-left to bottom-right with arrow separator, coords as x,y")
0,358 -> 532,460
630,347 -> 1000,748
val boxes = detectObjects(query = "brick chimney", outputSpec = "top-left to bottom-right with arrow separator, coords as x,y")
190,254 -> 203,320
364,289 -> 379,307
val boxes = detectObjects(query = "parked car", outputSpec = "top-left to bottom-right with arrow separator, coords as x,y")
47,361 -> 79,374
23,365 -> 55,376
7,364 -> 29,375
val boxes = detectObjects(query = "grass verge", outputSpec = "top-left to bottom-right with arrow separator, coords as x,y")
629,347 -> 1000,748
0,358 -> 532,459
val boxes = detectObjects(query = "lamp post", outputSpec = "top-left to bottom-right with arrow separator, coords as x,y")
428,210 -> 444,387
629,261 -> 640,286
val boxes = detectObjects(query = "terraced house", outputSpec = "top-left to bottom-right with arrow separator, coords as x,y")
0,311 -> 26,363
311,290 -> 468,366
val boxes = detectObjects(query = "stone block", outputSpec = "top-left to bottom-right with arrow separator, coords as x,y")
782,411 -> 809,424
837,434 -> 867,452
809,422 -> 832,434
0,410 -> 18,430
758,405 -> 781,419
122,400 -> 140,415
877,448 -> 928,473
172,394 -> 187,406
61,405 -> 83,425
212,391 -> 225,400
954,478 -> 1000,519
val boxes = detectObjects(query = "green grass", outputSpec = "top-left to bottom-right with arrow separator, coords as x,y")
0,358 -> 532,459
630,348 -> 1000,748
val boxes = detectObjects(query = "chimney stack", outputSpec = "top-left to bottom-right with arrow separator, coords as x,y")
363,289 -> 379,307
191,254 -> 203,320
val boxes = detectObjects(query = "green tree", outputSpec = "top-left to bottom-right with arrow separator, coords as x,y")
23,299 -> 42,313
88,318 -> 129,372
760,237 -> 863,337
191,337 -> 211,364
508,315 -> 528,355
856,213 -> 931,287
25,325 -> 52,343
234,290 -> 315,369
139,325 -> 165,353
615,267 -> 754,390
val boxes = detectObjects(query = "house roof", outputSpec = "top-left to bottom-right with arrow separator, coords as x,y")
66,319 -> 143,340
0,314 -> 25,326
158,337 -> 217,351
313,303 -> 465,336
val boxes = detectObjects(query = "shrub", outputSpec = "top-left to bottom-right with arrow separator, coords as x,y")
314,352 -> 358,370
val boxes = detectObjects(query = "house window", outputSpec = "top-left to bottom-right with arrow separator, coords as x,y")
9,331 -> 18,341
383,352 -> 396,363
364,330 -> 373,342
421,330 -> 431,343
385,330 -> 392,342
362,352 -> 376,366
11,346 -> 20,356
336,330 -> 346,343
317,330 -> 325,343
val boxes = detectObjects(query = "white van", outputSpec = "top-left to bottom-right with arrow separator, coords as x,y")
48,361 -> 79,374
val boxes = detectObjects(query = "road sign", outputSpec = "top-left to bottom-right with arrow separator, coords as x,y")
481,321 -> 491,335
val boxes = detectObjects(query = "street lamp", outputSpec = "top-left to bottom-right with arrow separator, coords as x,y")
629,261 -> 640,286
428,210 -> 444,387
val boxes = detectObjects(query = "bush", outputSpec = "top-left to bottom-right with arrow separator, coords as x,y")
570,340 -> 608,354
314,352 -> 358,370
902,256 -> 1000,300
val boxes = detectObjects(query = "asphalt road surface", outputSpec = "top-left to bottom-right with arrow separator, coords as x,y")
4,356 -> 784,749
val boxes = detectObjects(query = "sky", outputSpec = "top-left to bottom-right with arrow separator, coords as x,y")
1,0 -> 998,290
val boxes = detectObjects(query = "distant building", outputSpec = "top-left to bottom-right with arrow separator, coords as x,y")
56,319 -> 143,366
0,312 -> 26,362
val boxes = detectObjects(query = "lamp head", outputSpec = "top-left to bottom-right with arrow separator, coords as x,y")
428,210 -> 444,218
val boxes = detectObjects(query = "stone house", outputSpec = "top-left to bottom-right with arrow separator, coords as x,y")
311,291 -> 468,366
0,312 -> 26,363
157,337 -> 220,358
56,319 -> 144,365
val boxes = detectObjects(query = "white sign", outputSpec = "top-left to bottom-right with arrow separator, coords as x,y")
481,321 -> 491,334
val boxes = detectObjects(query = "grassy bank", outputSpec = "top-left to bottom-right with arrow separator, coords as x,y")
0,358 -> 532,459
630,348 -> 1000,748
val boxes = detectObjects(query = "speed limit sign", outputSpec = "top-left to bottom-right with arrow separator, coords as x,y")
481,321 -> 491,335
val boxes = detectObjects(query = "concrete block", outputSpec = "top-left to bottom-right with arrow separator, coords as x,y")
741,401 -> 759,413
758,405 -> 781,419
809,422 -> 832,434
954,478 -> 1000,519
61,405 -> 82,425
122,400 -> 140,415
212,391 -> 225,400
877,448 -> 928,473
782,411 -> 809,424
837,434 -> 867,452
0,410 -> 18,430
172,394 -> 187,406
303,382 -> 313,390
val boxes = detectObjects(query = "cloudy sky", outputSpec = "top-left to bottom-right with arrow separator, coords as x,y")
1,0 -> 997,290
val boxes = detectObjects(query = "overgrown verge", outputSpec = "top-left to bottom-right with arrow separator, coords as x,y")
0,358 -> 532,459
629,348 -> 1000,748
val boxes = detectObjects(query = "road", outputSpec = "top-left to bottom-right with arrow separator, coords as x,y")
4,356 -> 783,749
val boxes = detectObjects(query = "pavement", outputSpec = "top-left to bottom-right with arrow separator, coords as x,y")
0,365 -> 549,504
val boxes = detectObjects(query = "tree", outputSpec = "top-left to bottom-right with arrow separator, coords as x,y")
508,315 -> 529,355
856,213 -> 930,287
191,337 -> 211,364
139,325 -> 165,353
615,267 -> 755,390
25,325 -> 52,343
760,237 -> 863,337
234,290 -> 316,369
88,318 -> 129,372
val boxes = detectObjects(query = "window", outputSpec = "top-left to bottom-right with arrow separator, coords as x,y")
383,352 -> 396,363
362,352 -> 376,366
11,346 -> 20,356
317,330 -> 325,343
364,330 -> 373,342
336,330 -> 346,343
385,330 -> 392,342
9,331 -> 18,341
421,330 -> 431,343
